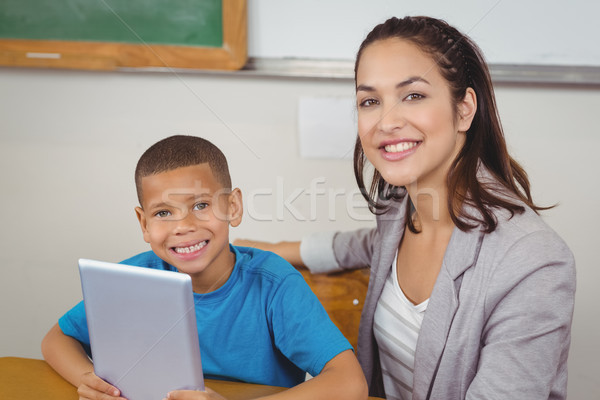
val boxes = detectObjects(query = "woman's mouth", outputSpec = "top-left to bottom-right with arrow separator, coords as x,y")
379,140 -> 421,161
383,141 -> 420,153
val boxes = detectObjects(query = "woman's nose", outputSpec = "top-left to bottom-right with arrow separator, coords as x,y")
376,101 -> 405,134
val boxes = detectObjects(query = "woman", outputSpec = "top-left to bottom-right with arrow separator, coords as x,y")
237,16 -> 575,400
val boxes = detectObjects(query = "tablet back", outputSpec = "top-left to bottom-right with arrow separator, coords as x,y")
78,258 -> 204,399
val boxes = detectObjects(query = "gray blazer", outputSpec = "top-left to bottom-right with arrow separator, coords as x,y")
302,196 -> 575,399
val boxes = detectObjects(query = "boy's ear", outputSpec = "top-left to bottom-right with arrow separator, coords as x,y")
135,206 -> 151,243
228,188 -> 243,228
457,87 -> 477,132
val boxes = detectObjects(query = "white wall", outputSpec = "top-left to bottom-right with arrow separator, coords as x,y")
0,67 -> 598,399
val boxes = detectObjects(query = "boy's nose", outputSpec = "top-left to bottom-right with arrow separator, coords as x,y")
173,210 -> 197,234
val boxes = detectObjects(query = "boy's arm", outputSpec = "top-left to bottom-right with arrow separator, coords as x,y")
166,350 -> 368,400
258,349 -> 368,400
41,323 -> 125,400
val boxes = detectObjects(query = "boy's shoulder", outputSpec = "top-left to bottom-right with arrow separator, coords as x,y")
120,251 -> 176,272
233,245 -> 301,282
118,247 -> 304,287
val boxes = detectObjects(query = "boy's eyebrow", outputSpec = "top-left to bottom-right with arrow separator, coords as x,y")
145,201 -> 171,210
146,194 -> 212,210
356,76 -> 430,92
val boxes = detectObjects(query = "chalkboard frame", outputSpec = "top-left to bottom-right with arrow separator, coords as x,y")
0,0 -> 247,71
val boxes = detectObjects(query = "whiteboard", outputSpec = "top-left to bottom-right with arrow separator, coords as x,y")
247,0 -> 600,67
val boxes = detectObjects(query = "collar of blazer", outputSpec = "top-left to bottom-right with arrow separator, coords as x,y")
376,190 -> 486,280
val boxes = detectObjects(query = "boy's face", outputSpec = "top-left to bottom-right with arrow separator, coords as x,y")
135,164 -> 242,288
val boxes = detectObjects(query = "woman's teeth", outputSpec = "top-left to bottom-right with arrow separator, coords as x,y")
384,142 -> 418,153
174,241 -> 207,254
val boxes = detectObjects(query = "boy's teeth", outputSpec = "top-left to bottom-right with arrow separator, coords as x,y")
175,241 -> 207,254
384,142 -> 417,153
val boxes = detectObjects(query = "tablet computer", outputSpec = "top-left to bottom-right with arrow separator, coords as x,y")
78,258 -> 204,399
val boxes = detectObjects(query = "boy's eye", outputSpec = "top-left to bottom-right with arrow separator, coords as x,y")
154,210 -> 171,218
193,202 -> 208,211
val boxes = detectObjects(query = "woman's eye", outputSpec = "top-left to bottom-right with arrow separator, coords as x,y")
155,210 -> 171,218
405,93 -> 424,101
359,98 -> 379,108
193,202 -> 208,211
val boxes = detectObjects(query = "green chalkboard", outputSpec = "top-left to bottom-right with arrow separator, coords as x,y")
0,0 -> 222,47
0,0 -> 247,71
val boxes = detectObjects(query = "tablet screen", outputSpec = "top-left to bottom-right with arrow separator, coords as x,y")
79,258 -> 204,399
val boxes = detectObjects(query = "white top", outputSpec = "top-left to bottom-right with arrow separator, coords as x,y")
373,253 -> 429,400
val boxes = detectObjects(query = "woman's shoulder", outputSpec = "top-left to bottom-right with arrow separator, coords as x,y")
481,205 -> 575,276
491,205 -> 566,247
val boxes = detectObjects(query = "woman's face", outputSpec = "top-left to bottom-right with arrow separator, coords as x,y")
356,38 -> 474,192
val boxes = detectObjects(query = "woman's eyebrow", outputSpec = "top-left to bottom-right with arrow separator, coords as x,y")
396,76 -> 430,88
356,84 -> 375,92
356,76 -> 430,92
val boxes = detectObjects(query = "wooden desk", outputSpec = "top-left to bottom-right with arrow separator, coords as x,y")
0,357 -> 383,400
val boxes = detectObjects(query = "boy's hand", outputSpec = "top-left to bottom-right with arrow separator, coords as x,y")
77,371 -> 127,400
165,387 -> 226,400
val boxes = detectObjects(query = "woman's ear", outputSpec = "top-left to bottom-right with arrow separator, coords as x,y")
228,188 -> 243,228
457,87 -> 477,132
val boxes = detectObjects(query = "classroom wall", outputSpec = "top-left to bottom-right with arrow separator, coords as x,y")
0,67 -> 598,399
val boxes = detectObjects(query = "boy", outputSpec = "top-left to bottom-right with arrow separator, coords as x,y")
42,135 -> 367,400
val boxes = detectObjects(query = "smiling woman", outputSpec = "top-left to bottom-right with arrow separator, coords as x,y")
355,38 -> 474,206
237,16 -> 576,400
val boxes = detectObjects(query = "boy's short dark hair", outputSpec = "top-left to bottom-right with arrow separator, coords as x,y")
135,135 -> 232,204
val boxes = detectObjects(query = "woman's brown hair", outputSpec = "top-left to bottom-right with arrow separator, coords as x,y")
353,16 -> 549,233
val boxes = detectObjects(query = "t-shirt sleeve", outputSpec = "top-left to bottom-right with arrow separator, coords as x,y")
58,300 -> 92,357
55,252 -> 167,360
268,271 -> 353,377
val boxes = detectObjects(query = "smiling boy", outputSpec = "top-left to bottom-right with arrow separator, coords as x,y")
135,162 -> 239,295
42,135 -> 367,400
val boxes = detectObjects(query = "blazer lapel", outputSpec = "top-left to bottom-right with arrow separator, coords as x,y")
360,198 -> 407,393
412,225 -> 484,399
373,199 -> 407,286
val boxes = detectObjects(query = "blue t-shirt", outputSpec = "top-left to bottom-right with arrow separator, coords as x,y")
59,245 -> 352,388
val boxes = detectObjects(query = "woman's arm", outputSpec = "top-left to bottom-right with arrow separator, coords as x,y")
235,227 -> 378,274
467,231 -> 576,399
